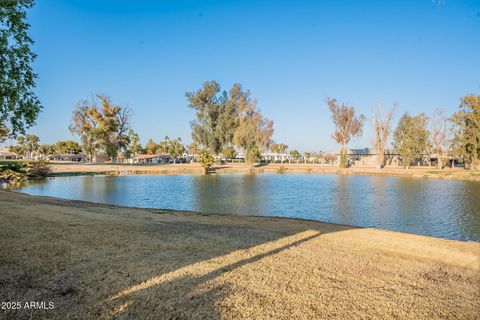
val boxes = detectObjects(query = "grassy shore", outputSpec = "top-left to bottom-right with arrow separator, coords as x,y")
46,162 -> 480,181
0,191 -> 479,319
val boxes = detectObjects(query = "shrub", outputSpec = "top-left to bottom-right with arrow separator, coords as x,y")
30,159 -> 51,177
0,159 -> 50,181
0,162 -> 28,181
277,165 -> 286,174
199,150 -> 215,174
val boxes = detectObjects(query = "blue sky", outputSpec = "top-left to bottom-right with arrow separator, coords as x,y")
22,0 -> 480,152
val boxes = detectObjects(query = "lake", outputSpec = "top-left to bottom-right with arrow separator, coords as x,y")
8,174 -> 480,242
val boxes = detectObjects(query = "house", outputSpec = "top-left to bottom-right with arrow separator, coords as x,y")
262,152 -> 291,163
91,151 -> 105,163
348,148 -> 378,167
46,153 -> 87,162
349,148 -> 371,156
0,148 -> 18,160
130,154 -> 171,164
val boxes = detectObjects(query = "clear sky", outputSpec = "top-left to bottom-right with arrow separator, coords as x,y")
22,0 -> 480,152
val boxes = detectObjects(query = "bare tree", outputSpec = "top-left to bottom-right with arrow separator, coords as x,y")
327,98 -> 365,168
373,105 -> 395,168
431,108 -> 449,169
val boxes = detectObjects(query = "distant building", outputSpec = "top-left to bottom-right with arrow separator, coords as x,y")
348,148 -> 377,167
92,152 -> 107,163
349,148 -> 370,156
129,154 -> 171,164
263,152 -> 291,163
0,147 -> 18,160
46,154 -> 86,162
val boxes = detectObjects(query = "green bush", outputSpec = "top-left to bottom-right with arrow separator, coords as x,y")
30,159 -> 50,177
199,150 -> 215,174
0,159 -> 50,181
0,162 -> 28,181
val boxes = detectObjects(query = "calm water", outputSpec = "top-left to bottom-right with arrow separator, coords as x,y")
9,174 -> 480,242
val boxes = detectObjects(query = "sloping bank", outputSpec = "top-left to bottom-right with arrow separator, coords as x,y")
47,163 -> 480,182
0,190 -> 479,319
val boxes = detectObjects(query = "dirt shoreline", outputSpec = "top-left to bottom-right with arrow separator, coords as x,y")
0,190 -> 479,319
47,162 -> 480,182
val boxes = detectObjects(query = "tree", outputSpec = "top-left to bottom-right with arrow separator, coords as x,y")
187,142 -> 199,156
430,108 -> 449,169
199,149 -> 215,174
167,137 -> 185,162
1,0 -> 42,136
326,98 -> 365,168
69,101 -> 98,161
53,140 -> 81,154
188,81 -> 274,164
271,143 -> 288,163
221,84 -> 243,150
289,150 -> 301,163
155,136 -> 169,154
24,134 -> 39,158
10,135 -> 26,157
373,105 -> 395,168
37,144 -> 53,156
303,152 -> 311,164
70,95 -> 131,162
324,153 -> 337,164
90,95 -> 131,162
393,112 -> 430,168
271,143 -> 288,154
222,145 -> 237,161
144,139 -> 158,155
127,129 -> 141,159
0,123 -> 9,143
450,95 -> 480,170
10,134 -> 38,158
449,123 -> 464,167
230,86 -> 273,164
233,101 -> 274,164
186,81 -> 235,155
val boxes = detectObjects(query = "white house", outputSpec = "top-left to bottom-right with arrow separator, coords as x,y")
130,154 -> 171,164
263,152 -> 291,163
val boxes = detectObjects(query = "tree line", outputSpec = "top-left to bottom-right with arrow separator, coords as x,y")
56,82 -> 274,168
9,136 -> 81,159
326,95 -> 480,170
4,84 -> 480,172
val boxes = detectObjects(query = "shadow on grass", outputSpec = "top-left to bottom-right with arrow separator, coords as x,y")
0,190 -> 354,320
102,225 -> 343,319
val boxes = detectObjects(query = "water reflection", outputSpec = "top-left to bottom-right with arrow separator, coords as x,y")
335,175 -> 353,224
371,176 -> 389,223
192,175 -> 265,215
6,174 -> 480,242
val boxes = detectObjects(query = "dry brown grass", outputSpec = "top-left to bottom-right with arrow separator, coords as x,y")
47,162 -> 480,181
0,190 -> 479,319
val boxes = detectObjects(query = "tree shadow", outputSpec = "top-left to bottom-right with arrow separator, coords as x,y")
0,191 -> 355,319
253,162 -> 268,168
209,165 -> 232,173
99,217 -> 352,319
